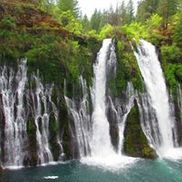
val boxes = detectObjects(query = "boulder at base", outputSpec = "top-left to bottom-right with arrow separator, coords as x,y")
123,99 -> 157,159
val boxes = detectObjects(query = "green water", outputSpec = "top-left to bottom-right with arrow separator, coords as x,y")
1,159 -> 182,182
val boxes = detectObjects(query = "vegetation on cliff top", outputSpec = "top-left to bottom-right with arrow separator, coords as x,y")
0,0 -> 182,90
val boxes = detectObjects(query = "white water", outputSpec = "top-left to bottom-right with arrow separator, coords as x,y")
81,39 -> 137,169
177,84 -> 182,122
31,76 -> 53,164
91,39 -> 114,157
65,76 -> 91,157
162,84 -> 182,160
118,83 -> 135,153
0,61 -> 63,168
134,40 -> 177,156
0,60 -> 28,167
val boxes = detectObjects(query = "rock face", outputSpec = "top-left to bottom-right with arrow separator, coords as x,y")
123,99 -> 157,159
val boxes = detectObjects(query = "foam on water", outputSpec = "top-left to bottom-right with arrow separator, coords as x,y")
162,148 -> 182,160
81,156 -> 138,171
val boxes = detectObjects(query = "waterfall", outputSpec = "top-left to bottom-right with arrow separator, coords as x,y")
64,39 -> 137,169
118,83 -> 135,153
30,76 -> 53,164
90,39 -> 115,157
177,84 -> 182,122
80,39 -> 136,169
0,60 -> 63,168
65,76 -> 91,158
134,40 -> 177,156
0,60 -> 28,167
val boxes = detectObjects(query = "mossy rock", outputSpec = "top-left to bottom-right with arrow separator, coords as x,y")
26,116 -> 38,166
49,112 -> 62,161
123,99 -> 157,159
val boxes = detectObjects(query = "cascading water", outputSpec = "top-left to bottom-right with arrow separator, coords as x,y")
30,76 -> 53,164
117,82 -> 135,153
90,39 -> 115,158
0,60 -> 28,167
134,40 -> 178,156
65,39 -> 137,169
177,84 -> 182,122
65,76 -> 91,158
0,60 -> 63,168
80,39 -> 136,169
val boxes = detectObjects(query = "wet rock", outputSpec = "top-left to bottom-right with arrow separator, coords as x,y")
123,99 -> 157,159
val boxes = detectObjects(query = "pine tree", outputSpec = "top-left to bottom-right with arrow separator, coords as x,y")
81,15 -> 90,32
137,0 -> 159,22
119,1 -> 128,24
126,0 -> 135,23
58,0 -> 80,18
90,9 -> 102,32
157,0 -> 178,29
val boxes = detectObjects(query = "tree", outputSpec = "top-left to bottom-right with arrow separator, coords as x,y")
157,0 -> 178,29
58,0 -> 80,18
59,11 -> 83,34
137,0 -> 159,22
119,0 -> 134,25
90,9 -> 103,32
126,0 -> 135,23
119,1 -> 128,24
173,12 -> 182,47
40,0 -> 56,14
81,15 -> 90,32
106,5 -> 122,26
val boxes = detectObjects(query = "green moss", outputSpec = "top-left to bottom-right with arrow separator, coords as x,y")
123,100 -> 157,159
27,116 -> 38,166
109,40 -> 143,97
49,112 -> 61,161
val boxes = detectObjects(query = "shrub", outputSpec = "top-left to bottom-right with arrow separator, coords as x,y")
173,12 -> 182,47
0,16 -> 16,30
99,24 -> 114,39
161,44 -> 182,63
122,22 -> 148,41
146,14 -> 162,30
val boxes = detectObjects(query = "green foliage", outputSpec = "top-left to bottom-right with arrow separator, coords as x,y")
58,0 -> 79,18
164,64 -> 182,89
0,19 -> 98,84
99,24 -> 114,39
81,15 -> 90,32
165,64 -> 177,88
0,16 -> 16,30
122,22 -> 148,41
137,0 -> 178,28
173,12 -> 182,47
137,0 -> 159,22
146,14 -> 162,30
161,44 -> 182,63
59,11 -> 83,34
110,40 -> 143,97
157,0 -> 178,28
87,30 -> 100,39
126,0 -> 135,23
90,9 -> 103,32
175,65 -> 182,82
